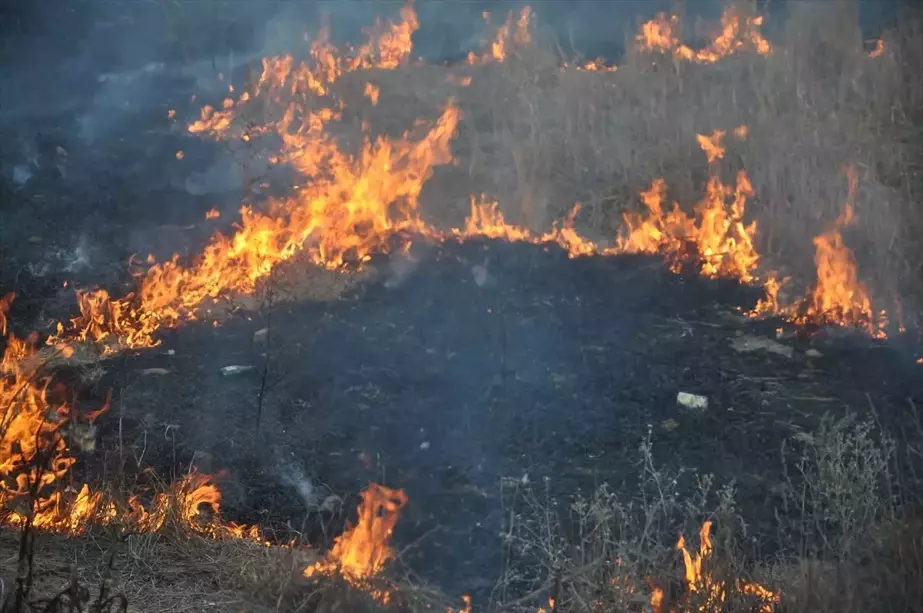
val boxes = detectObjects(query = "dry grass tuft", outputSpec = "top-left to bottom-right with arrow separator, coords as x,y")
327,0 -> 923,318
490,415 -> 922,613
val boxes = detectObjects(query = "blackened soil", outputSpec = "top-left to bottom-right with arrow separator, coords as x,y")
54,239 -> 923,603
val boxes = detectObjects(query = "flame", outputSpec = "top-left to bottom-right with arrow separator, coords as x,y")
868,39 -> 886,58
696,129 -> 726,164
52,82 -> 459,352
791,167 -> 885,336
636,8 -> 771,63
362,3 -> 419,70
49,3 -> 453,353
0,292 -> 12,336
454,197 -> 601,259
468,6 -> 533,64
303,483 -> 408,599
651,521 -> 779,613
456,195 -> 535,243
578,58 -> 618,72
188,3 -> 418,138
616,131 -> 762,284
0,318 -> 116,533
364,82 -> 381,105
205,207 -> 221,220
2,335 -> 86,521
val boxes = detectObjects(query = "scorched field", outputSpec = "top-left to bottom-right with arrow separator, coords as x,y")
1,2 -> 922,612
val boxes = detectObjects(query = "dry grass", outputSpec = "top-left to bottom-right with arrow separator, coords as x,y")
0,511 -> 456,613
494,416 -> 923,613
329,0 -> 923,318
4,1 -> 923,611
3,413 -> 919,612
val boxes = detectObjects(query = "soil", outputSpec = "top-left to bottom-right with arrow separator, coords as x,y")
2,46 -> 922,610
5,237 -> 919,603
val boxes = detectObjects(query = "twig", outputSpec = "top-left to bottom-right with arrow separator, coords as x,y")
255,270 -> 276,436
493,557 -> 606,612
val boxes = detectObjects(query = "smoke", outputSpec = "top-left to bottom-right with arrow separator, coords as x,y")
276,460 -> 342,513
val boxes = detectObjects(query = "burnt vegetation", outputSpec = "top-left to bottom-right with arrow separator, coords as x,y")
2,1 -> 923,612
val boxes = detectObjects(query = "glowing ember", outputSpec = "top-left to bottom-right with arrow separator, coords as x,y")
304,483 -> 408,598
636,8 -> 771,63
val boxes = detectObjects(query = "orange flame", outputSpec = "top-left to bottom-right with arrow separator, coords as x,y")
868,39 -> 886,58
617,132 -> 762,284
637,8 -> 771,63
454,197 -> 601,259
304,483 -> 408,599
364,82 -> 381,105
651,521 -> 779,613
468,6 -> 533,64
0,292 -> 13,336
792,167 -> 885,336
1,320 -> 115,532
50,4 -> 453,353
52,92 -> 459,352
578,58 -> 618,72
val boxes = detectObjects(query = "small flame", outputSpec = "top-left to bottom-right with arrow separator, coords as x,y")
651,521 -> 779,613
205,207 -> 221,220
364,82 -> 381,105
793,166 -> 885,336
578,58 -> 618,72
0,292 -> 13,336
454,197 -> 600,259
636,8 -> 771,63
696,129 -> 726,164
468,6 -> 533,64
868,39 -> 886,58
616,132 -> 762,284
303,483 -> 408,600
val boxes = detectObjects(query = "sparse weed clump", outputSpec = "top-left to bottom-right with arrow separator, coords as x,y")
492,415 -> 921,613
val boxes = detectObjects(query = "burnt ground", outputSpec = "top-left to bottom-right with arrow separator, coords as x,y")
2,56 -> 923,609
8,238 -> 918,602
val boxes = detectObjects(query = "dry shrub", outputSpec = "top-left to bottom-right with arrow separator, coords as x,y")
494,415 -> 921,613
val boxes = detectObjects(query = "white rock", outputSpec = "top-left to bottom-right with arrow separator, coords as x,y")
731,334 -> 794,358
677,392 -> 709,411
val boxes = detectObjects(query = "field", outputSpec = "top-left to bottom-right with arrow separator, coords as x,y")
1,2 -> 923,612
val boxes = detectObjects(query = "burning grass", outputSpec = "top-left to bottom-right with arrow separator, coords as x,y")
34,0 -> 915,363
3,0 -> 923,610
490,416 -> 922,613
